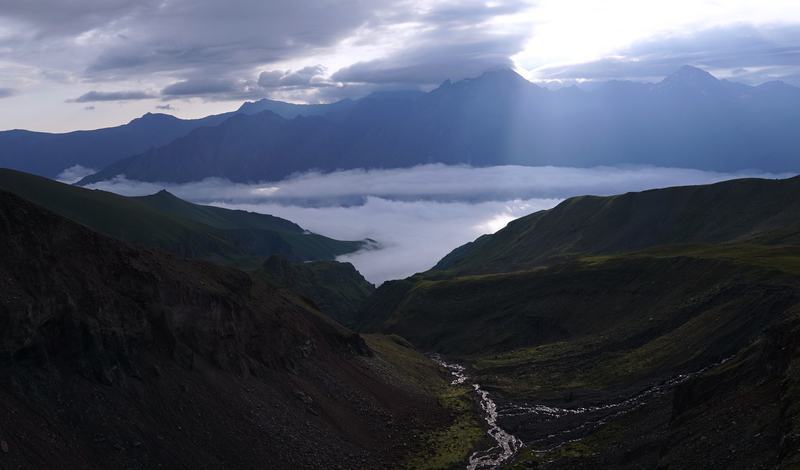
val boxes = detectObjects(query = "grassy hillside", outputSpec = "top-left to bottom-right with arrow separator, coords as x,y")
0,168 -> 363,266
360,175 -> 800,467
366,176 -> 800,340
375,250 -> 800,363
434,176 -> 800,275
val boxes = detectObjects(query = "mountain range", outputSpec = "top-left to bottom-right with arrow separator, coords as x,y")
1,66 -> 798,185
74,65 -> 800,185
0,98 -> 352,179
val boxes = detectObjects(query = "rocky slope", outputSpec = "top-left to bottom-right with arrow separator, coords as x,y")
0,189 -> 454,469
259,255 -> 375,328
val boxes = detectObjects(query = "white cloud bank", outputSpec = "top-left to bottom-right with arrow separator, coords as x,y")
216,197 -> 557,284
56,165 -> 97,184
87,164 -> 794,283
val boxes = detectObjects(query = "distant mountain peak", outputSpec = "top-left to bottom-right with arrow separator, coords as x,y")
758,80 -> 798,91
662,65 -> 719,85
144,188 -> 182,202
237,98 -> 277,112
127,112 -> 177,126
435,68 -> 531,94
236,97 -> 356,119
475,68 -> 529,84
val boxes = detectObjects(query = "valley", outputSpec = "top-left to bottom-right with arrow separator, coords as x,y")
359,176 -> 800,468
2,4 -> 800,468
2,168 -> 800,469
0,43 -> 800,470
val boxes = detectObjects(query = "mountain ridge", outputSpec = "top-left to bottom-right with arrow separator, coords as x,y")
78,66 -> 800,185
0,168 -> 365,266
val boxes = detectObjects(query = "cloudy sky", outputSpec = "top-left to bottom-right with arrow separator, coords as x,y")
0,0 -> 799,132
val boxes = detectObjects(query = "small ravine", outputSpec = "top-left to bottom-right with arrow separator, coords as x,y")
432,355 -> 733,468
432,356 -> 523,469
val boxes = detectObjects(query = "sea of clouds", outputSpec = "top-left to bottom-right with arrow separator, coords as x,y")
86,164 -> 792,284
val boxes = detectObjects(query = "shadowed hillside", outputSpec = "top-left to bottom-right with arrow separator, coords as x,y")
259,255 -> 375,328
0,168 -> 364,267
0,189 -> 469,469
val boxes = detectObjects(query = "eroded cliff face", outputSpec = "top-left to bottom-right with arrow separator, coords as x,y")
0,190 -> 445,469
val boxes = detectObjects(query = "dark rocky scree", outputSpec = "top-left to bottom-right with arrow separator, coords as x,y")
0,190 -> 447,469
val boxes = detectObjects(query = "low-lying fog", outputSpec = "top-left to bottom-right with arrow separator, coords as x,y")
86,164 -> 791,284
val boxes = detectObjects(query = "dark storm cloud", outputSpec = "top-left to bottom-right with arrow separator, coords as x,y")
70,90 -> 155,102
258,65 -> 331,89
0,0 -> 392,99
537,24 -> 800,85
0,0 -> 534,101
332,1 -> 532,86
82,1 -> 387,79
2,0 -> 798,109
331,36 -> 521,85
160,77 -> 266,101
0,0 -> 153,37
161,79 -> 240,97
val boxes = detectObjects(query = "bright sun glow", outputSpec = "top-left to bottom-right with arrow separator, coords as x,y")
513,0 -> 800,75
475,212 -> 518,234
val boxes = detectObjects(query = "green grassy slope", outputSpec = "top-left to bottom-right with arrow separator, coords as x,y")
377,251 -> 800,365
0,168 -> 363,266
434,176 -> 800,275
135,190 -> 365,261
362,175 -> 800,396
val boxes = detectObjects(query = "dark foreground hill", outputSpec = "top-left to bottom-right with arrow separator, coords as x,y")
0,168 -> 364,267
80,66 -> 800,185
361,175 -> 800,468
0,189 -> 478,469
